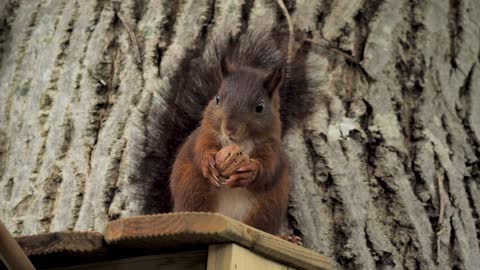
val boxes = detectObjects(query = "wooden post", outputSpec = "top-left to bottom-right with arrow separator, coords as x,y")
0,220 -> 36,270
207,243 -> 298,270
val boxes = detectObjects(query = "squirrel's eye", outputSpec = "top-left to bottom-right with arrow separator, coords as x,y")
215,95 -> 220,105
255,101 -> 264,113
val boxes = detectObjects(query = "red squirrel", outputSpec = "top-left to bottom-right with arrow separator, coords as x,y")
135,32 -> 312,238
169,57 -> 289,234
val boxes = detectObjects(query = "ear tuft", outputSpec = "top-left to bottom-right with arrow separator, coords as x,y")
220,56 -> 237,78
263,67 -> 284,95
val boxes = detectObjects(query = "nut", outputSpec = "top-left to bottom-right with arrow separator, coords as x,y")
215,144 -> 249,178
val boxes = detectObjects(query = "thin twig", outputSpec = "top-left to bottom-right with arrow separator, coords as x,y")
304,37 -> 357,63
276,0 -> 356,65
276,0 -> 294,67
112,0 -> 141,65
436,172 -> 446,235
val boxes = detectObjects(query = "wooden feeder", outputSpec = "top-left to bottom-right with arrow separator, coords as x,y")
1,213 -> 331,270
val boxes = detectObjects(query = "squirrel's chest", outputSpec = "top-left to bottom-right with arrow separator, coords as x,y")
215,187 -> 256,221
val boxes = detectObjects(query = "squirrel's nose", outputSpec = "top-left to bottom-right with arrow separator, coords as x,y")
226,125 -> 237,137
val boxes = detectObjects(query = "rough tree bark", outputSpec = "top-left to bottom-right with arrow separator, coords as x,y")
1,0 -> 479,269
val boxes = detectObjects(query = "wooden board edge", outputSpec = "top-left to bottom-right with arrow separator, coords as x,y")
104,212 -> 331,270
217,217 -> 332,270
104,212 -> 231,243
15,231 -> 105,256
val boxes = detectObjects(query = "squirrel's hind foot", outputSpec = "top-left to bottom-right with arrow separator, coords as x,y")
277,234 -> 303,246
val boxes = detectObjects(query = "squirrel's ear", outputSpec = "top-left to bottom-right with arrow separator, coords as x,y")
220,56 -> 236,78
263,67 -> 284,96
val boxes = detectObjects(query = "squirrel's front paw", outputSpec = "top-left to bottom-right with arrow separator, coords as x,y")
201,151 -> 220,187
224,159 -> 260,188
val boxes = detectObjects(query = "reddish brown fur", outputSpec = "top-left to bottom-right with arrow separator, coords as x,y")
170,62 -> 289,234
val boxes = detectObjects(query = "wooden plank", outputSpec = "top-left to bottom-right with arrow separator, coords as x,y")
105,212 -> 332,270
207,243 -> 288,270
14,231 -> 107,269
16,231 -> 105,256
46,250 -> 206,270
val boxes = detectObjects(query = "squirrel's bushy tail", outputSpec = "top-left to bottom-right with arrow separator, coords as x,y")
135,31 -> 313,214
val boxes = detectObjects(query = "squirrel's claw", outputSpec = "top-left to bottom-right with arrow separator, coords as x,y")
209,177 -> 221,187
202,151 -> 220,187
278,234 -> 303,246
223,159 -> 260,188
208,166 -> 221,187
209,166 -> 221,187
237,158 -> 260,173
224,170 -> 256,188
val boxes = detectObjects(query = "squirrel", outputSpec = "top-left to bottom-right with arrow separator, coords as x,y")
170,52 -> 289,234
135,30 -> 313,236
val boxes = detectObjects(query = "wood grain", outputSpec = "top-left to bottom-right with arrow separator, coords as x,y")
104,212 -> 331,270
207,244 -> 289,270
16,231 -> 105,256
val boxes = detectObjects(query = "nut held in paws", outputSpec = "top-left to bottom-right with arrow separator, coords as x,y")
215,144 -> 249,178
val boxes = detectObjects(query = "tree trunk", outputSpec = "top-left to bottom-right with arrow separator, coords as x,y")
1,0 -> 479,269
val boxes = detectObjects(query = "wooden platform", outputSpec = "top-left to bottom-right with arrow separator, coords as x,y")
7,213 -> 332,270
